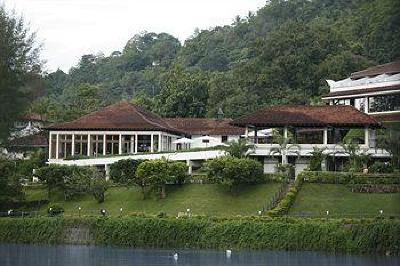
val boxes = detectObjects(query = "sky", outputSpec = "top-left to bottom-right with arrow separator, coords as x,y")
3,0 -> 266,72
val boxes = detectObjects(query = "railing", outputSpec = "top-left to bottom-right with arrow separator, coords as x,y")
262,180 -> 290,213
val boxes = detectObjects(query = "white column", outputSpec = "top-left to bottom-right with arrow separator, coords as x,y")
283,126 -> 288,139
135,134 -> 138,154
365,126 -> 369,148
103,134 -> 106,155
87,134 -> 91,156
364,97 -> 368,113
245,127 -> 249,138
159,133 -> 162,152
323,128 -> 328,145
55,133 -> 59,159
119,134 -> 123,154
150,134 -> 154,153
105,164 -> 110,181
130,135 -> 134,154
71,133 -> 75,156
48,133 -> 52,159
186,160 -> 193,175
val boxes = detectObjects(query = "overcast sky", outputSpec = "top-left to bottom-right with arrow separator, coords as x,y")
4,0 -> 266,72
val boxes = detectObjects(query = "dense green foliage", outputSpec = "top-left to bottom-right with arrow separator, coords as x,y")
109,159 -> 145,185
224,139 -> 254,158
0,217 -> 399,255
0,6 -> 43,139
299,171 -> 400,185
35,165 -> 99,200
136,159 -> 188,198
204,156 -> 264,191
26,0 -> 399,122
0,160 -> 23,206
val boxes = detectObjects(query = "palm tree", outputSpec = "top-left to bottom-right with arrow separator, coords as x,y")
376,128 -> 400,169
224,138 -> 254,158
269,131 -> 300,164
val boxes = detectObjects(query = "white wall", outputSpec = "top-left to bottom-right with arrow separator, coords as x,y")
190,135 -> 240,148
264,157 -> 278,174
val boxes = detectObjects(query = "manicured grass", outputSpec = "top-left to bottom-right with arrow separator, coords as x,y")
289,183 -> 400,217
25,183 -> 280,217
23,185 -> 48,201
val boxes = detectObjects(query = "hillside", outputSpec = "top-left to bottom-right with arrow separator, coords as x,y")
32,0 -> 400,122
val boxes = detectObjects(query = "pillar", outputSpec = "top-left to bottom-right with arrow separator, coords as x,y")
134,134 -> 138,154
119,134 -> 122,154
186,160 -> 193,175
55,133 -> 59,159
365,126 -> 369,147
364,97 -> 368,113
150,134 -> 154,153
254,127 -> 258,144
283,126 -> 288,139
87,134 -> 91,156
48,133 -> 52,159
245,127 -> 249,138
323,128 -> 328,145
105,165 -> 110,181
103,134 -> 106,155
159,133 -> 162,152
130,135 -> 134,154
71,133 -> 75,156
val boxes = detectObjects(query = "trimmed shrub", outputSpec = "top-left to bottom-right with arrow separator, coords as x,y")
369,161 -> 394,174
109,159 -> 145,185
267,177 -> 303,217
203,156 -> 264,191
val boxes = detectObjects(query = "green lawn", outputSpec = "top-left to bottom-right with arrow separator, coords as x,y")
289,183 -> 400,217
24,183 -> 280,217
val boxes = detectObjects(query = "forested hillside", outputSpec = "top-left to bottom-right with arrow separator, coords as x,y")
31,0 -> 400,122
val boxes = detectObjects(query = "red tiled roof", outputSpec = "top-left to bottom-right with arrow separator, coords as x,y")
232,105 -> 380,128
8,134 -> 48,147
322,84 -> 400,98
351,61 -> 400,80
165,118 -> 245,136
46,101 -> 184,135
370,113 -> 400,123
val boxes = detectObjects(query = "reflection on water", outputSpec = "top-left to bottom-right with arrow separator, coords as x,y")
0,243 -> 398,266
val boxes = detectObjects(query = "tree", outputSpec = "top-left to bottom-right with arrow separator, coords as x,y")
204,156 -> 264,193
224,139 -> 254,158
308,147 -> 326,171
154,65 -> 208,118
377,128 -> 400,169
0,6 -> 41,140
269,130 -> 300,165
109,159 -> 145,185
91,176 -> 109,203
136,158 -> 187,199
0,159 -> 23,206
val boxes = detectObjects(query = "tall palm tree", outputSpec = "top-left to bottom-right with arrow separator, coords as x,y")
224,138 -> 254,158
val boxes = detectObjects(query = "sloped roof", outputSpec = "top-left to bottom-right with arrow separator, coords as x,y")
351,61 -> 400,80
165,118 -> 245,136
46,101 -> 184,134
8,133 -> 48,147
232,105 -> 380,128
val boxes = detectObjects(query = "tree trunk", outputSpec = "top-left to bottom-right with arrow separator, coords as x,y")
160,185 -> 166,199
141,186 -> 146,200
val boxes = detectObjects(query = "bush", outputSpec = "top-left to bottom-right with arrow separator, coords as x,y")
91,178 -> 109,203
109,159 -> 145,185
136,158 -> 188,199
203,156 -> 264,191
299,171 -> 400,185
369,161 -> 394,174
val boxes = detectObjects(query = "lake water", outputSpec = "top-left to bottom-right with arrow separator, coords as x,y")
0,243 -> 399,266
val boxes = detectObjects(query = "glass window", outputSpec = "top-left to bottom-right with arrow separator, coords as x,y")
221,136 -> 228,143
295,128 -> 324,144
369,94 -> 400,113
138,135 -> 151,152
153,135 -> 159,152
90,135 -> 104,156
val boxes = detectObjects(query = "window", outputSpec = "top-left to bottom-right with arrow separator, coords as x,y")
295,128 -> 324,144
59,134 -> 73,158
221,136 -> 228,143
368,94 -> 400,113
106,135 -> 119,155
75,135 -> 88,156
327,128 -> 365,144
90,135 -> 104,156
355,98 -> 366,112
137,135 -> 151,152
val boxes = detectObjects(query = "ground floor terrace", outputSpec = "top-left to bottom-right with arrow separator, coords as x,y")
48,130 -> 181,160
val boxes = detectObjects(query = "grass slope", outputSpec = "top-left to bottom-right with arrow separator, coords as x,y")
289,184 -> 400,217
24,183 -> 280,217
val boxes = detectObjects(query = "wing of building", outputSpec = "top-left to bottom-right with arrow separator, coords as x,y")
322,60 -> 400,124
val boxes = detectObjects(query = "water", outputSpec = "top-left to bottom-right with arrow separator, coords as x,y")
0,243 -> 398,266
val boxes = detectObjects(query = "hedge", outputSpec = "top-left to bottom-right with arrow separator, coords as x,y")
299,171 -> 400,185
267,177 -> 303,217
0,216 -> 399,255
